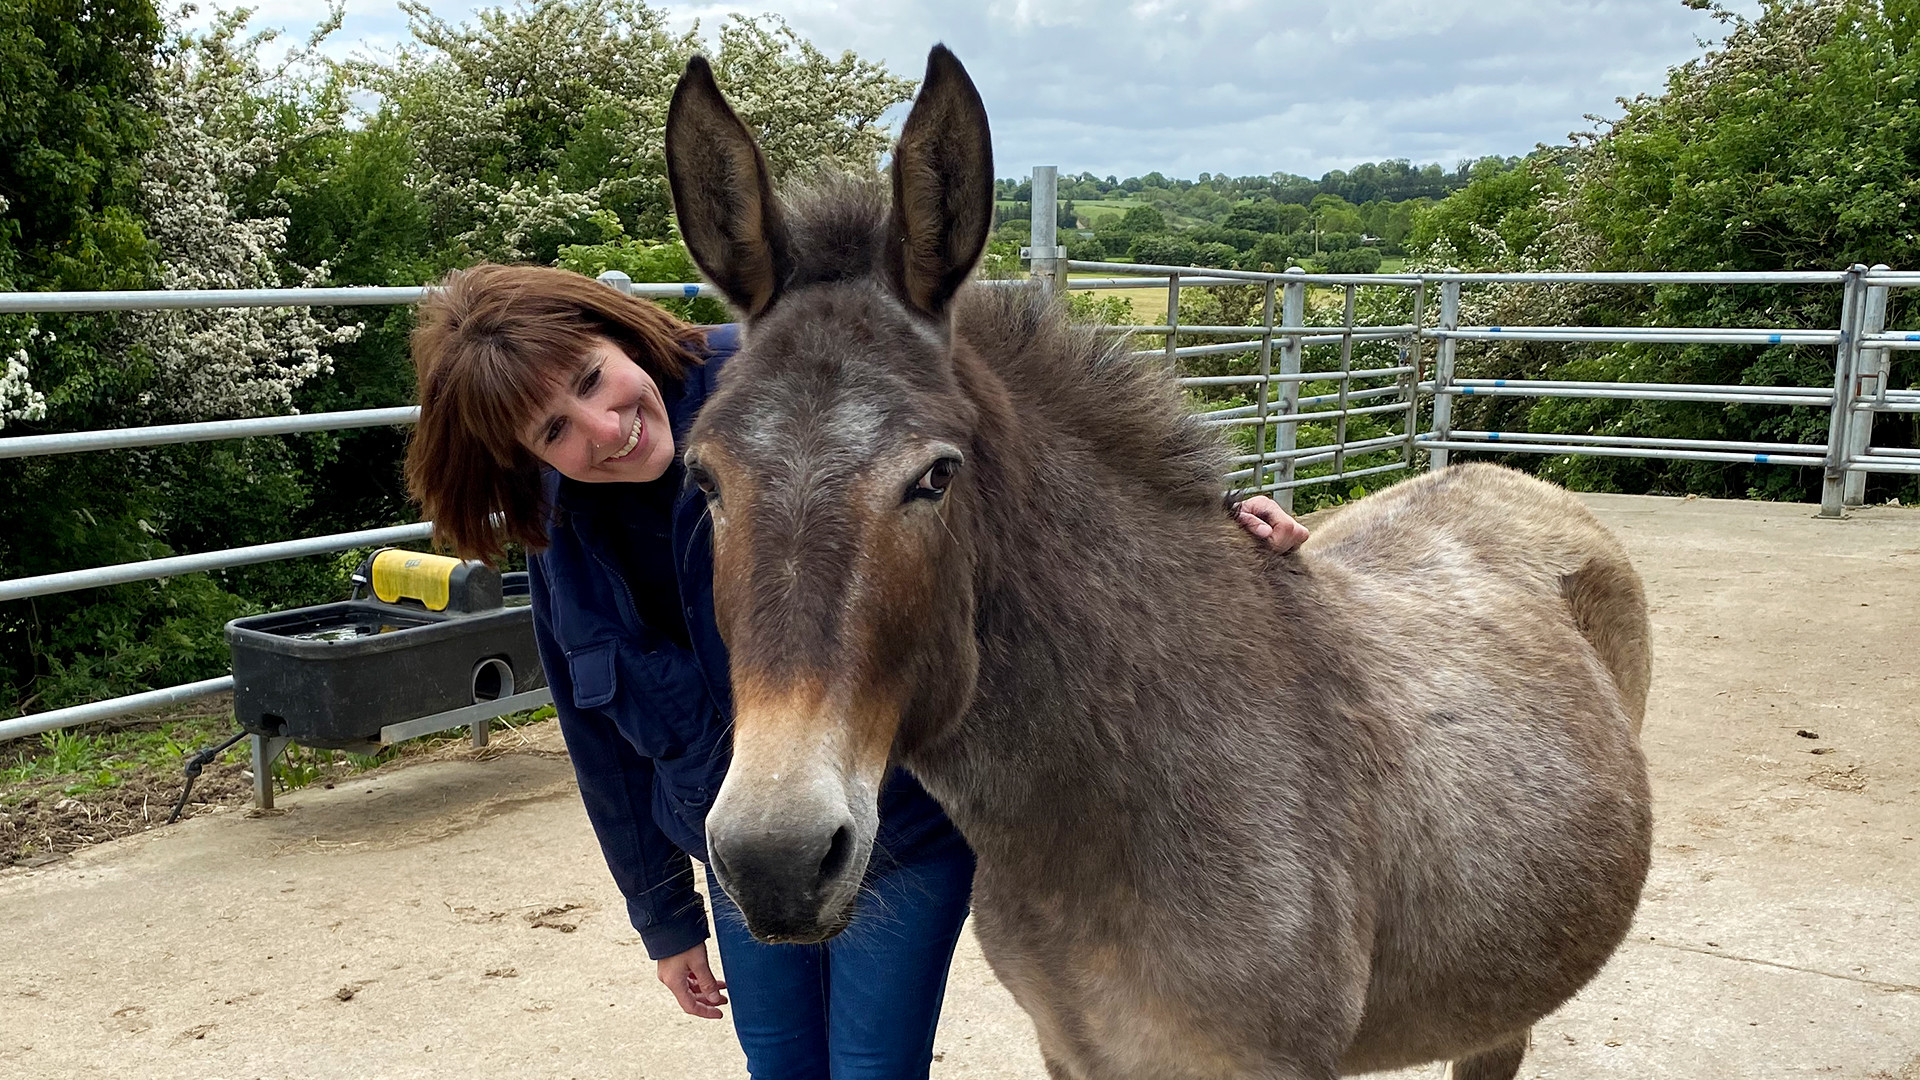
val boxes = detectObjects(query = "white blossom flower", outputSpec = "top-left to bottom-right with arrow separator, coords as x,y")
129,6 -> 362,422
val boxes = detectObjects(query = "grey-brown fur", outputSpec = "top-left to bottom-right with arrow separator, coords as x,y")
670,47 -> 1653,1080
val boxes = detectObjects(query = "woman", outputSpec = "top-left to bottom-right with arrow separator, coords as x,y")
403,263 -> 1305,1078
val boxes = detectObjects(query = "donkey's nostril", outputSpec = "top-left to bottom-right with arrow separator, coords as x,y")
819,824 -> 854,884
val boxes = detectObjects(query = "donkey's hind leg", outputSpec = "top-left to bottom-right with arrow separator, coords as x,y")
1446,1030 -> 1528,1080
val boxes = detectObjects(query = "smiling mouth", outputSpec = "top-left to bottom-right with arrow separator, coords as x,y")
607,415 -> 642,463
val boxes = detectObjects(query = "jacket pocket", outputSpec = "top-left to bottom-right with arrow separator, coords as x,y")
571,641 -> 716,760
566,642 -> 618,710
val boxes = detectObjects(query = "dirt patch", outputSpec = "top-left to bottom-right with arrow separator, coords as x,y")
1,762 -> 252,866
1807,761 -> 1870,793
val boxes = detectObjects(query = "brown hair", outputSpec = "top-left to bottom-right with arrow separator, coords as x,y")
406,263 -> 709,562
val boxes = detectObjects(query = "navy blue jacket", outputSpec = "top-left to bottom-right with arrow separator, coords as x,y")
528,324 -> 957,959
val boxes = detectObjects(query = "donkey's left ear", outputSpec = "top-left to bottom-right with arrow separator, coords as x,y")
884,45 -> 994,321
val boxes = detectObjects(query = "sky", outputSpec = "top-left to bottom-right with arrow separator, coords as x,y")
210,0 -> 1763,182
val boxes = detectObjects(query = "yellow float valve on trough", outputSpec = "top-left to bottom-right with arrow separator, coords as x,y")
356,548 -> 503,614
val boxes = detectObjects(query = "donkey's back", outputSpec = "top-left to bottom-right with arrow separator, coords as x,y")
1307,462 -> 1650,729
1298,463 -> 1652,1073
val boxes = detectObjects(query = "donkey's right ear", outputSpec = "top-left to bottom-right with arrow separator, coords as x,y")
666,56 -> 792,319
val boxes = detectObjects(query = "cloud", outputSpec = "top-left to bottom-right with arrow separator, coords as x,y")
194,0 -> 1760,181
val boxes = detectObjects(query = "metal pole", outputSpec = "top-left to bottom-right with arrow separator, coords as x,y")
1165,273 -> 1181,369
1821,265 -> 1867,517
1333,284 -> 1356,477
0,675 -> 233,743
1028,166 -> 1065,293
0,520 -> 436,603
1430,276 -> 1462,469
251,734 -> 290,811
1275,268 -> 1307,509
1253,281 -> 1277,492
1844,263 -> 1891,507
1404,279 -> 1426,469
0,406 -> 419,461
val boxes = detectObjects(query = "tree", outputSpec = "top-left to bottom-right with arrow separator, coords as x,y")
1128,234 -> 1199,266
133,8 -> 360,422
359,0 -> 913,263
0,0 -> 172,712
1408,0 -> 1920,504
1120,205 -> 1167,235
1323,247 -> 1383,273
1223,201 -> 1286,234
0,0 -> 163,429
1407,154 -> 1567,267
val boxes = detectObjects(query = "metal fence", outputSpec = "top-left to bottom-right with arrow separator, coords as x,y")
1026,167 -> 1916,517
2,172 -> 1915,746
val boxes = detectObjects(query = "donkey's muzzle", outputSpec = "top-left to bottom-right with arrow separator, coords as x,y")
709,819 -> 863,944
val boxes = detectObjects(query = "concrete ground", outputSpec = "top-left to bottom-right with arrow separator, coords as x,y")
2,493 -> 1917,1079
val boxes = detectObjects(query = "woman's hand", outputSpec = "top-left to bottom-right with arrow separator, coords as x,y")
1233,496 -> 1309,554
657,942 -> 729,1019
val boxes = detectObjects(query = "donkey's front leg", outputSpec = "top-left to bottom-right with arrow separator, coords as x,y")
1042,1053 -> 1081,1080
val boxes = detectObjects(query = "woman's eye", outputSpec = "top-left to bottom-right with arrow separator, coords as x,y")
543,418 -> 565,445
910,458 -> 958,502
581,367 -> 601,394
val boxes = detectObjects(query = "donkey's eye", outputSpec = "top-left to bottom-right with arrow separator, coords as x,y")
909,458 -> 959,503
688,462 -> 720,504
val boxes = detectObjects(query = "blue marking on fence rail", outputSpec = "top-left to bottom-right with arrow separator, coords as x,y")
683,284 -> 700,297
1755,454 -> 1770,463
1769,333 -> 1782,343
1461,386 -> 1477,394
1494,379 -> 1507,386
1488,431 -> 1502,440
1489,325 -> 1503,332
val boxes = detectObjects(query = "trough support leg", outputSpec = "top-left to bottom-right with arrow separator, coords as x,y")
250,734 -> 289,811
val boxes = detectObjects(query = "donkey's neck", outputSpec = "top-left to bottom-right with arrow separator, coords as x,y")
906,323 -> 1336,871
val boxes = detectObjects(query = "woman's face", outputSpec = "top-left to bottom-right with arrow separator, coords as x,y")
520,337 -> 676,484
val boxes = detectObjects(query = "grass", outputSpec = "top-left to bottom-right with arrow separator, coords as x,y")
2,700 -> 562,806
2,710 -> 238,802
1067,273 -> 1172,323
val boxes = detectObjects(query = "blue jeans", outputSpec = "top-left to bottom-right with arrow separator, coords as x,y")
708,827 -> 975,1080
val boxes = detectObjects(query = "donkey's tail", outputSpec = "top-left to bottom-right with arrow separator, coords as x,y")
1558,554 -> 1652,736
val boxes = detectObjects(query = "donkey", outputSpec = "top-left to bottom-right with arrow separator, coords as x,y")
666,46 -> 1652,1080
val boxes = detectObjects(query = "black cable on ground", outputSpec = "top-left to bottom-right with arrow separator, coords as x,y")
166,730 -> 250,825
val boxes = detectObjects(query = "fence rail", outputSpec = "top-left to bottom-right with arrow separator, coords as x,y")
0,166 -> 1913,743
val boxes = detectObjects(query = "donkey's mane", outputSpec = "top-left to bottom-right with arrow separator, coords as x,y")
779,173 -> 1231,514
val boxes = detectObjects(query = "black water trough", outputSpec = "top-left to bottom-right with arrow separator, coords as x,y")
224,556 -> 544,752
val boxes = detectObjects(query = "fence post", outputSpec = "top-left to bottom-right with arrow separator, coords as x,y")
596,269 -> 633,294
1253,280 -> 1277,493
1165,272 -> 1181,368
1403,279 -> 1426,470
1026,166 -> 1066,293
1333,284 -> 1357,478
1275,268 -> 1307,510
1843,263 -> 1891,507
1429,275 -> 1462,469
1821,264 -> 1867,517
